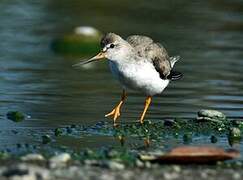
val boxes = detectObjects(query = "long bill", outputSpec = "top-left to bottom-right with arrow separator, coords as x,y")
72,52 -> 106,67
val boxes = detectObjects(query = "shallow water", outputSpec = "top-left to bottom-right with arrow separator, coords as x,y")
0,0 -> 243,153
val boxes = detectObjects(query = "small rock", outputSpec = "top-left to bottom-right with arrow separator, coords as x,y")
51,26 -> 102,55
21,154 -> 45,161
229,127 -> 241,139
42,135 -> 51,144
135,159 -> 144,168
233,172 -> 241,180
144,161 -> 152,168
163,172 -> 179,180
16,143 -> 22,148
164,119 -> 176,126
104,161 -> 125,170
66,127 -> 72,134
1,163 -> 50,180
49,153 -> 71,168
198,109 -> 226,119
70,124 -> 77,128
231,120 -> 243,126
84,159 -> 100,166
54,128 -> 63,136
172,165 -> 181,173
183,133 -> 192,143
6,111 -> 25,122
210,135 -> 218,143
197,109 -> 226,123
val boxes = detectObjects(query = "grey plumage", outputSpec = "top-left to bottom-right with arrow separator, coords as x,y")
126,35 -> 175,78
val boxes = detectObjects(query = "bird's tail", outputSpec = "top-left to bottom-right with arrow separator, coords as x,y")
170,56 -> 180,68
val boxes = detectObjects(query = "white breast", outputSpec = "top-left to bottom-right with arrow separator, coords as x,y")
108,60 -> 169,96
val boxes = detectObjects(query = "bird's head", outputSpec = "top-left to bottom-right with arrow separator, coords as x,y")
73,33 -> 132,67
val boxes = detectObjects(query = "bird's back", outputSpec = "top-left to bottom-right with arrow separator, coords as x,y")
126,35 -> 172,78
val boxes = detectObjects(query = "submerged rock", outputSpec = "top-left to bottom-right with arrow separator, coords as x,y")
197,109 -> 227,123
42,135 -> 51,144
164,119 -> 176,126
51,26 -> 103,55
54,128 -> 63,136
229,127 -> 241,139
183,133 -> 193,143
210,135 -> 218,143
6,111 -> 25,122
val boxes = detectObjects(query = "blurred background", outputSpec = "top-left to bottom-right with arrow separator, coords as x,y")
0,0 -> 242,149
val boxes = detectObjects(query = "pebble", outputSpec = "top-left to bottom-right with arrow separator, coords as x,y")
163,172 -> 179,180
21,154 -> 45,161
104,161 -> 125,170
229,127 -> 241,138
197,109 -> 227,124
135,159 -> 144,168
233,172 -> 241,179
172,165 -> 181,173
210,135 -> 218,143
198,109 -> 226,119
164,119 -> 176,126
0,163 -> 50,180
0,163 -> 243,180
42,135 -> 51,144
49,153 -> 71,168
84,159 -> 100,166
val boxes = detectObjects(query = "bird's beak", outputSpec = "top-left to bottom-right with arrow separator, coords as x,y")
72,51 -> 106,67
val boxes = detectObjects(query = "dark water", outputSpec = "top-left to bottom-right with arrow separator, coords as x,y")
0,0 -> 243,152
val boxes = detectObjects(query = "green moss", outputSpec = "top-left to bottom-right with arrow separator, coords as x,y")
0,152 -> 10,160
74,147 -> 138,167
51,34 -> 101,55
6,111 -> 25,122
42,135 -> 51,144
54,128 -> 63,136
183,132 -> 193,143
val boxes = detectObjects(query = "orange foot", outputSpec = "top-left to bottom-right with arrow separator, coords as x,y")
105,104 -> 122,126
105,90 -> 126,126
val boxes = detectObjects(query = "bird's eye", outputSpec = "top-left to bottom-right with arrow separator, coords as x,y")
109,44 -> 115,48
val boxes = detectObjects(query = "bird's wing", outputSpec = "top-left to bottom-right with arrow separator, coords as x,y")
126,35 -> 153,48
127,35 -> 172,78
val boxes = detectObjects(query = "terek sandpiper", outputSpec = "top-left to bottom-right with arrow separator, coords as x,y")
74,33 -> 182,126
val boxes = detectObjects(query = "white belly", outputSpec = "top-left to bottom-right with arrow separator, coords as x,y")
109,60 -> 169,96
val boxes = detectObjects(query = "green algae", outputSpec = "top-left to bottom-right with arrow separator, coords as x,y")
6,111 -> 25,122
51,33 -> 102,55
54,128 -> 63,136
2,109 -> 242,167
42,135 -> 51,144
73,147 -> 138,167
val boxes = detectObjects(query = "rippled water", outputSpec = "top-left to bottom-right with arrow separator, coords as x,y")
0,0 -> 243,151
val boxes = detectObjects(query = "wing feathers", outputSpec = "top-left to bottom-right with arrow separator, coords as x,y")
127,35 -> 181,80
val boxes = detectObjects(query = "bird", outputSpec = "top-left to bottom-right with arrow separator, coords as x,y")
73,33 -> 182,126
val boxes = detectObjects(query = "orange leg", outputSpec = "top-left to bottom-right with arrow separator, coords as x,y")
105,90 -> 126,126
140,96 -> 152,124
